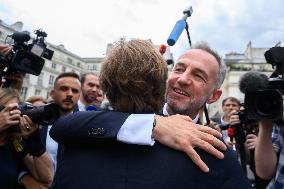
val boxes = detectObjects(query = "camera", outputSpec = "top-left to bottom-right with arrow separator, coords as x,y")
1,102 -> 60,133
236,109 -> 258,125
18,102 -> 60,126
240,47 -> 284,121
0,29 -> 54,77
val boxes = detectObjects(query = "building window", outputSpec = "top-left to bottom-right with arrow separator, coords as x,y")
49,75 -> 54,85
93,64 -> 97,70
35,89 -> 41,95
62,66 -> 66,72
38,72 -> 44,85
52,63 -> 56,69
67,57 -> 72,64
77,62 -> 81,67
21,87 -> 28,100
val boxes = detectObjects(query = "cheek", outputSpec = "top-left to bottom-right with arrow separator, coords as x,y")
167,76 -> 177,86
56,92 -> 67,100
73,94 -> 80,100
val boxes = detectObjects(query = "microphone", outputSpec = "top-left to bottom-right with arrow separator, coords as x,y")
227,127 -> 234,142
86,105 -> 98,111
239,71 -> 269,93
167,6 -> 193,46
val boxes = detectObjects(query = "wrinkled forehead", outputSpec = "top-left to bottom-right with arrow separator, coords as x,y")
177,49 -> 218,65
176,49 -> 219,78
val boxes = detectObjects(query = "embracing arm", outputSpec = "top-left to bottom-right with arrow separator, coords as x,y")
50,111 -> 130,144
50,111 -> 226,173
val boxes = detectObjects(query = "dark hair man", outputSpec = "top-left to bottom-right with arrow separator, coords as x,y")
50,40 -> 252,189
76,73 -> 103,111
43,72 -> 81,169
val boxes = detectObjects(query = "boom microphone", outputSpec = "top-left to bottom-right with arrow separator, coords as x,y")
167,6 -> 193,46
239,71 -> 269,93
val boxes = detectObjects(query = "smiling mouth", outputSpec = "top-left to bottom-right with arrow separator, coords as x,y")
173,88 -> 189,97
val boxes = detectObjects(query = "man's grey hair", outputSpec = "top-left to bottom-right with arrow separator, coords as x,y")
192,41 -> 227,88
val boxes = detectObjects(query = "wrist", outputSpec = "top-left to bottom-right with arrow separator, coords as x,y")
152,115 -> 162,139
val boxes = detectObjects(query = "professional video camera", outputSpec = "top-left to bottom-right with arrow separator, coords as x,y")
239,47 -> 284,121
1,102 -> 60,133
0,29 -> 54,78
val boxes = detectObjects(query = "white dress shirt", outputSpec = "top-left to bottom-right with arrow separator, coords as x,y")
117,104 -> 199,145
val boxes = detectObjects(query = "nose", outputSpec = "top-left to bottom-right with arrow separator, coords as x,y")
66,89 -> 73,96
92,86 -> 98,92
177,72 -> 192,86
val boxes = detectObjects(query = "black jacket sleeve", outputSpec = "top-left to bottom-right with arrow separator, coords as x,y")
49,111 -> 130,145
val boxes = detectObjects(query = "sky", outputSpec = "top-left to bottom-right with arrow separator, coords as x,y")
0,0 -> 283,60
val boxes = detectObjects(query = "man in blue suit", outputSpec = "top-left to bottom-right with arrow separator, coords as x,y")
50,40 -> 252,189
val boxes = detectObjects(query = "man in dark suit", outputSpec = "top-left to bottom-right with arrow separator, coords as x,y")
50,40 -> 252,189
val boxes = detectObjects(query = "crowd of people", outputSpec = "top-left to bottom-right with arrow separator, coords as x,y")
0,38 -> 283,189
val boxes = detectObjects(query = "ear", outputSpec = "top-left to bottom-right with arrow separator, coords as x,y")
207,89 -> 222,104
50,89 -> 55,99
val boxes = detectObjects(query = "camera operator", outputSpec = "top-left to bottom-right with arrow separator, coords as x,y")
230,107 -> 271,189
255,105 -> 284,189
0,88 -> 52,189
0,44 -> 25,91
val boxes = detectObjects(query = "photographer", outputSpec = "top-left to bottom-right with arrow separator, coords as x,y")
255,115 -> 284,189
0,88 -> 52,189
214,97 -> 241,148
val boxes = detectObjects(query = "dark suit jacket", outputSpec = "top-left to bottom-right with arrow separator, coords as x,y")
50,111 -> 252,189
40,126 -> 62,163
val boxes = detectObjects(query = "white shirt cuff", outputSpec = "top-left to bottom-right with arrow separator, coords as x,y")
117,114 -> 155,146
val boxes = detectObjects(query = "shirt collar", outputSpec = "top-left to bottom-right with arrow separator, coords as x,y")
77,99 -> 86,111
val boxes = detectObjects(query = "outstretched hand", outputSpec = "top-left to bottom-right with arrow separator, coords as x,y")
152,114 -> 227,173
